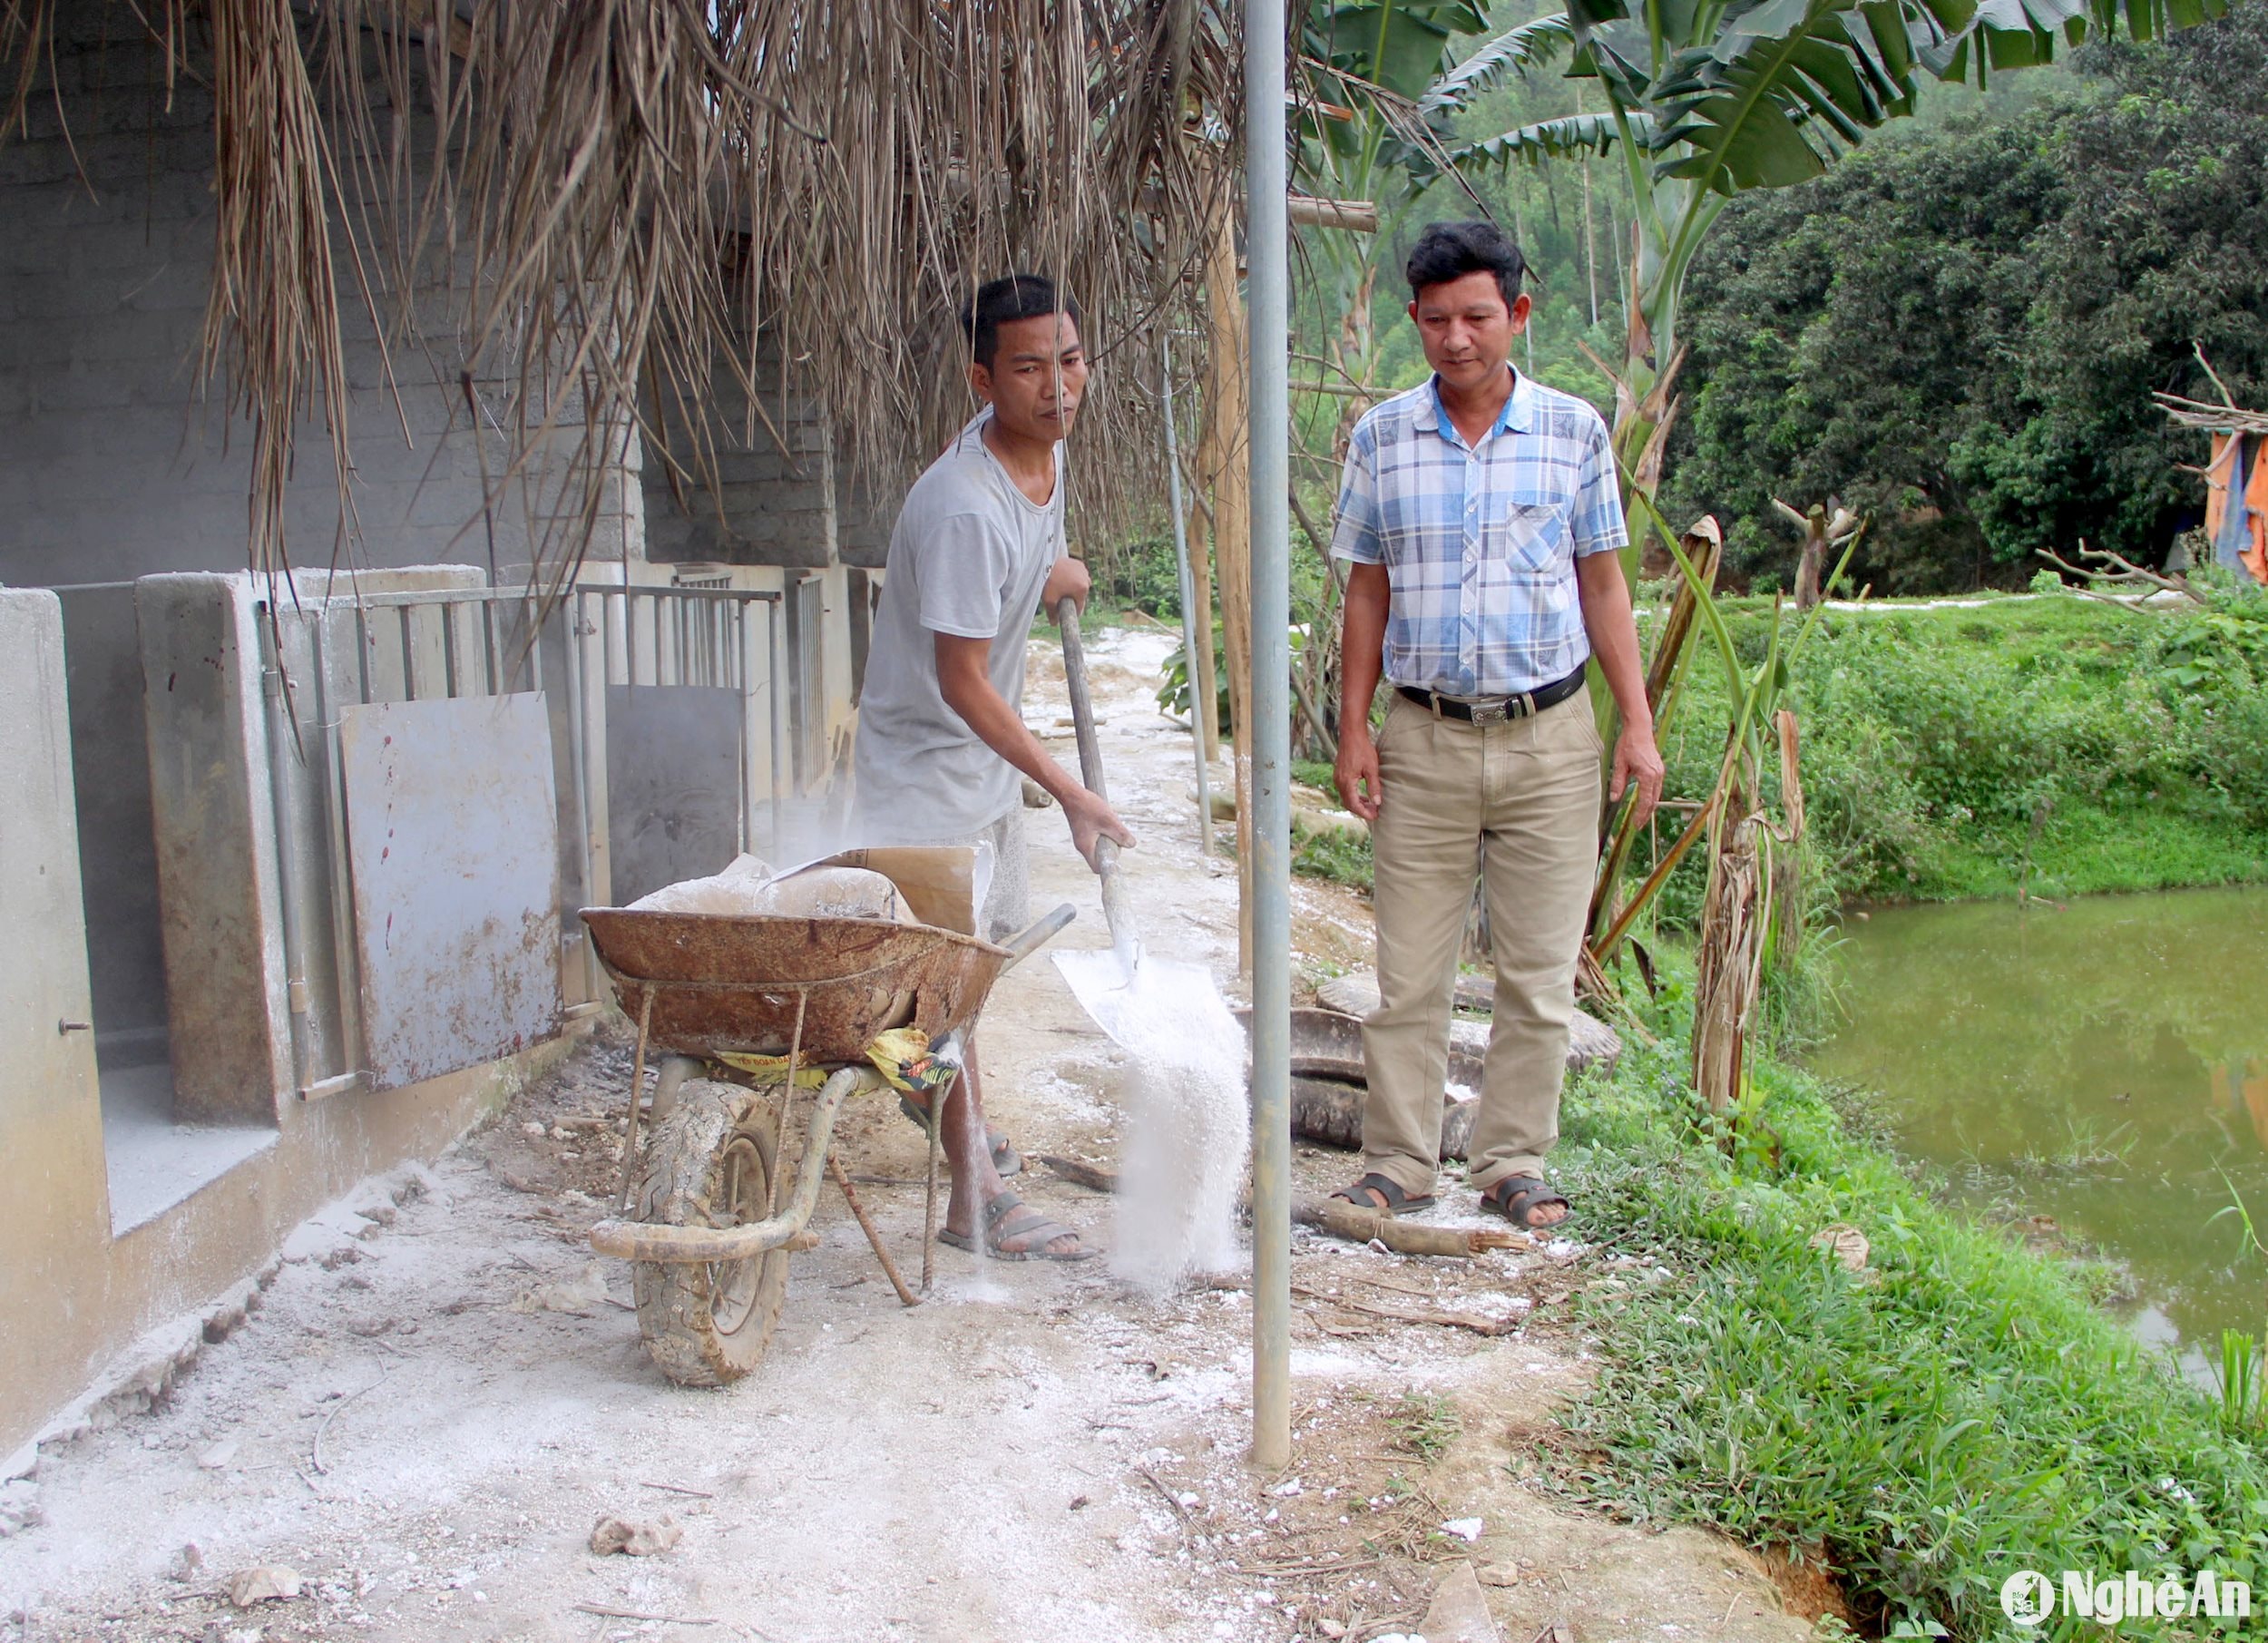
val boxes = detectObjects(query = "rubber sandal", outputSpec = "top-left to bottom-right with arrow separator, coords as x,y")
1481,1174 -> 1570,1230
1329,1171 -> 1435,1216
936,1189 -> 1097,1262
898,1093 -> 1022,1176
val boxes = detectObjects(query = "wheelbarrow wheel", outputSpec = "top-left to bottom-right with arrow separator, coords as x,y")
630,1079 -> 789,1386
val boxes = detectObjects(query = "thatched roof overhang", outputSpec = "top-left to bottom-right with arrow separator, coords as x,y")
2,0 -> 1248,583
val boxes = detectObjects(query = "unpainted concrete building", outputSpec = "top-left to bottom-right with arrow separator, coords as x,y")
1,5 -> 890,1467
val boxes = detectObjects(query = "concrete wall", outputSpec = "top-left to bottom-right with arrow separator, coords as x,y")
0,591 -> 110,1468
0,3 -> 640,1061
642,344 -> 837,569
0,582 -> 585,1464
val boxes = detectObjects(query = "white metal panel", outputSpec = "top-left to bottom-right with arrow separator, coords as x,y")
338,693 -> 562,1090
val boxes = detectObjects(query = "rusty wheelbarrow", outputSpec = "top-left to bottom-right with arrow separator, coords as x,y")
578,899 -> 1073,1386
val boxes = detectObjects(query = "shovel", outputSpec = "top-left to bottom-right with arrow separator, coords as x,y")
1050,599 -> 1231,1046
1051,601 -> 1252,1286
1055,597 -> 1139,966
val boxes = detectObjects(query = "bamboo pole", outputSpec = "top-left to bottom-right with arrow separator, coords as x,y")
1161,336 -> 1216,856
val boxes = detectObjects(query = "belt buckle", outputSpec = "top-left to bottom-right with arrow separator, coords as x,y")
1470,700 -> 1509,726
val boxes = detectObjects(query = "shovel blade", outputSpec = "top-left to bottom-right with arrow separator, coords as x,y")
1053,946 -> 1242,1053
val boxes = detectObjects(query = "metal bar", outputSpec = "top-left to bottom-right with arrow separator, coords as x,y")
298,1071 -> 366,1102
619,990 -> 654,1215
1160,333 -> 1215,858
625,588 -> 640,687
314,613 -> 366,1064
777,992 -> 807,1218
1246,0 -> 1295,1475
442,601 -> 459,698
562,589 -> 600,999
525,589 -> 544,697
768,599 -> 788,832
922,1093 -> 942,1295
830,1156 -> 921,1307
738,601 -> 759,856
398,605 -> 417,701
320,584 -> 779,611
257,611 -> 317,1099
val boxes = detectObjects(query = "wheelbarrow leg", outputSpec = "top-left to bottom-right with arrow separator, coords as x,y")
830,1156 -> 920,1307
922,1096 -> 943,1295
618,991 -> 655,1215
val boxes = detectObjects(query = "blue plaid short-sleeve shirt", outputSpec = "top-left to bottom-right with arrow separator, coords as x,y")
1331,369 -> 1628,698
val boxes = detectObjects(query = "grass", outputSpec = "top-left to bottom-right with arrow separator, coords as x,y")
1278,593 -> 2268,918
1389,1392 -> 1462,1465
1544,965 -> 2268,1639
1292,827 -> 1374,891
1649,589 -> 2268,914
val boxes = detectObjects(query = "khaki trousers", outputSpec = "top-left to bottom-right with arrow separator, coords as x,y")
1362,684 -> 1602,1198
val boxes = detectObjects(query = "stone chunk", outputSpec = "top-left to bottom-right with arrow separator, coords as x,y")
226,1566 -> 302,1607
1418,1560 -> 1503,1643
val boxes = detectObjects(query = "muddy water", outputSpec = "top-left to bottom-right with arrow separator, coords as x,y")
1811,887 -> 2268,1371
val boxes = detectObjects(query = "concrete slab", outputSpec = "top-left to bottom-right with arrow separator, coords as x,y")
98,1062 -> 274,1236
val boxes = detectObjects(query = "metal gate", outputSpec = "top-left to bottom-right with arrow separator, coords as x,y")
259,577 -> 789,1101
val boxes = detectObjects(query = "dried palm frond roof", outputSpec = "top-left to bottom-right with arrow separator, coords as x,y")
2,0 -> 1246,586
2157,393 -> 2268,437
2155,348 -> 2268,437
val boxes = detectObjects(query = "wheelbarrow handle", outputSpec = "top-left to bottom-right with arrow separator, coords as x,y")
1001,902 -> 1077,969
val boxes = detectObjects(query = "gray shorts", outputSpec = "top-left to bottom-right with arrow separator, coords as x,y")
962,806 -> 1030,946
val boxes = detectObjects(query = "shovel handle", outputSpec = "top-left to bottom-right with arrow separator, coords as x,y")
1055,597 -> 1110,802
1057,598 -> 1139,959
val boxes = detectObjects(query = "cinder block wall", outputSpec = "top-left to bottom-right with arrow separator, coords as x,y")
0,572 -> 585,1466
0,2 -> 642,1057
641,341 -> 839,568
0,2 -> 642,590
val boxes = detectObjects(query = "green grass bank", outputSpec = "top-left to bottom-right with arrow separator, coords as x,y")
1545,972 -> 2268,1639
1652,589 -> 2268,914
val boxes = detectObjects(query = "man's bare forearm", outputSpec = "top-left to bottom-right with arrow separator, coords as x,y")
939,668 -> 1087,803
1576,553 -> 1653,737
1338,562 -> 1391,735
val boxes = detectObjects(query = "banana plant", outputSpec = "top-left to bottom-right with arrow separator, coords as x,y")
1296,3 -> 1501,401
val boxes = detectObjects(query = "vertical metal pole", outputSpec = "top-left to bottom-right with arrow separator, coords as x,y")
1245,0 -> 1294,1475
562,590 -> 599,1000
1161,335 -> 1215,858
258,610 -> 315,1098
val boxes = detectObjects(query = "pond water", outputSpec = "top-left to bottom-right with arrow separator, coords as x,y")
1810,886 -> 2268,1374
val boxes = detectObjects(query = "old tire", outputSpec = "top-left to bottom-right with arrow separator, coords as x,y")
630,1078 -> 790,1386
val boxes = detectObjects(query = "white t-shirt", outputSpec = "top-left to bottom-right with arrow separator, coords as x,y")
853,409 -> 1064,843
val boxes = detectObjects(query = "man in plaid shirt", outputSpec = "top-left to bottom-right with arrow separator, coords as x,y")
1330,220 -> 1664,1230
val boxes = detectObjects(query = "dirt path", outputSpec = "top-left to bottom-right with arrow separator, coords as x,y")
0,628 -> 1818,1643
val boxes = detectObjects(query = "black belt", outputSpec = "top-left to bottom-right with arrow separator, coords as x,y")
1397,665 -> 1585,725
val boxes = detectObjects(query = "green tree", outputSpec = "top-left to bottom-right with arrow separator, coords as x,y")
1661,6 -> 2268,590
